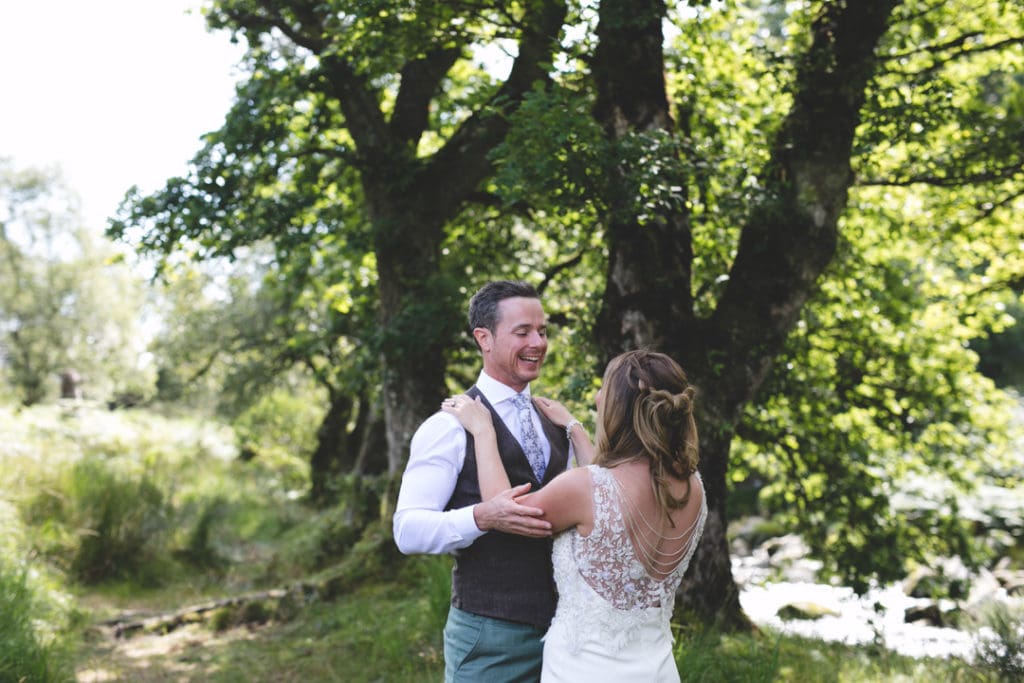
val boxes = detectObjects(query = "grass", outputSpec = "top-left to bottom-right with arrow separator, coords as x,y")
672,618 -> 1010,683
0,559 -> 75,683
1,401 -> 1013,682
73,585 -> 1003,683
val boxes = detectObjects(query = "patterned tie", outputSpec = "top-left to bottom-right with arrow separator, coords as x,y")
512,393 -> 546,481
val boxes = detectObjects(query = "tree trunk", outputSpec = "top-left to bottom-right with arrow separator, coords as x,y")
675,401 -> 750,629
309,389 -> 355,504
592,0 -> 900,627
379,337 -> 447,475
591,0 -> 696,357
338,0 -> 568,473
367,187 -> 453,474
353,395 -> 388,476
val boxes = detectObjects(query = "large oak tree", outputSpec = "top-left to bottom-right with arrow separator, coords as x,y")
113,0 -> 1023,626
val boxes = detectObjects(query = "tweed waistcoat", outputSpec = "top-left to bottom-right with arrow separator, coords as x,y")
446,386 -> 570,628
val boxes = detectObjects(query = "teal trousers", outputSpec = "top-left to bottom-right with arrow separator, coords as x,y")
443,606 -> 545,683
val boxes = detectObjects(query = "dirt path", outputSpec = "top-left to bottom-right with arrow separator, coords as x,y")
76,622 -> 260,682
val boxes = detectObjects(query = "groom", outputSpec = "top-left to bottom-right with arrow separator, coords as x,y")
393,280 -> 571,682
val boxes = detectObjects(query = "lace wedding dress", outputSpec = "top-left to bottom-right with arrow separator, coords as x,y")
541,465 -> 707,682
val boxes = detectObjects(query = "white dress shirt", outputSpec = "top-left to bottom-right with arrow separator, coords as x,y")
393,370 -> 552,555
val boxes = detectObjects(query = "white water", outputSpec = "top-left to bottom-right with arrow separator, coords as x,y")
739,580 -> 980,660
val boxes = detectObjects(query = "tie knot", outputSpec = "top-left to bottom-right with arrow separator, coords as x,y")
512,393 -> 530,410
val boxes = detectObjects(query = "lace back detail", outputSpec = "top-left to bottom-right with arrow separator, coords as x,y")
548,465 -> 707,655
619,478 -> 704,581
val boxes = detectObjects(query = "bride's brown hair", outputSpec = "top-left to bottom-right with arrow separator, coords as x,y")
593,350 -> 699,521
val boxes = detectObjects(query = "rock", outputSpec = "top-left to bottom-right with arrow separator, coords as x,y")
777,601 -> 840,621
728,515 -> 788,549
992,560 -> 1024,596
966,568 -> 1004,607
730,536 -> 752,557
762,534 -> 809,564
905,603 -> 944,626
903,565 -> 935,597
782,558 -> 823,584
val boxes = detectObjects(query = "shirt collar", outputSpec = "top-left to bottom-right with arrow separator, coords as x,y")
477,369 -> 530,405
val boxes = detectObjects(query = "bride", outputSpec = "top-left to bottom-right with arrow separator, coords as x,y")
442,349 -> 707,682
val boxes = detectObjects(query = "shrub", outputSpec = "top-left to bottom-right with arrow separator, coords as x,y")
177,497 -> 228,569
27,457 -> 173,585
69,459 -> 170,584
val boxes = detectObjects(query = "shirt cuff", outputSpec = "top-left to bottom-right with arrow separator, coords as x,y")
452,504 -> 487,543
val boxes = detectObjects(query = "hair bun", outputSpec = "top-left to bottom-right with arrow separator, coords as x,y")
646,387 -> 694,417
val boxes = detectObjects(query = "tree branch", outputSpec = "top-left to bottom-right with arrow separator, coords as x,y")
220,2 -> 392,162
710,0 -> 901,410
415,0 -> 568,214
389,47 -> 464,145
883,32 -> 1024,66
537,251 -> 585,295
858,163 -> 1023,187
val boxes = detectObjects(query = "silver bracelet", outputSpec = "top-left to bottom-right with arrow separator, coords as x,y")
565,419 -> 582,441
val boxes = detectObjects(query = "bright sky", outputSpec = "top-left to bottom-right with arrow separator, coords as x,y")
0,1 -> 245,233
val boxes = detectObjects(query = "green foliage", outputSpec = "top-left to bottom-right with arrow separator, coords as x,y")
729,166 -> 1024,591
655,0 -> 1024,592
6,403 -> 315,591
861,1 -> 1024,190
179,497 -> 229,569
973,298 -> 1024,390
0,559 -> 73,683
972,603 -> 1024,682
0,496 -> 76,683
232,384 -> 320,489
493,83 -> 610,214
268,475 -> 399,570
147,256 -> 311,415
401,553 -> 454,644
665,1 -> 791,314
38,458 -> 171,584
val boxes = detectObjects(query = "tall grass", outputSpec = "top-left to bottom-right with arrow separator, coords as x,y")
69,459 -> 170,583
0,561 -> 70,683
6,403 -> 322,592
0,525 -> 74,683
973,603 -> 1024,682
0,561 -> 62,682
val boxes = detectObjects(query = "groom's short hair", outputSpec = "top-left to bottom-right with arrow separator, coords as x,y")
468,280 -> 540,340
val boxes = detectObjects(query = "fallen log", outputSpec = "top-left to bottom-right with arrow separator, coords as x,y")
100,588 -> 290,638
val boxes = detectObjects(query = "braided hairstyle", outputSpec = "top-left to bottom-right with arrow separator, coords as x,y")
593,350 -> 699,522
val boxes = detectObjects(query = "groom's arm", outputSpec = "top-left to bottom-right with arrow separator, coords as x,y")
394,412 -> 485,555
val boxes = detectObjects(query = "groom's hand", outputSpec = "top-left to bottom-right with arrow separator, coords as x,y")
473,483 -> 552,537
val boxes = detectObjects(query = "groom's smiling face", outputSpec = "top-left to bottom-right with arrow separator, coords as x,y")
476,297 -> 548,392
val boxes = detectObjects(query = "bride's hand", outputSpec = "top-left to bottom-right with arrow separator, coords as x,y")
441,395 -> 493,436
532,396 -> 575,428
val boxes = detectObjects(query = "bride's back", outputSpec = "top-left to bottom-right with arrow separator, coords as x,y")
609,460 -> 706,581
581,349 -> 706,600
